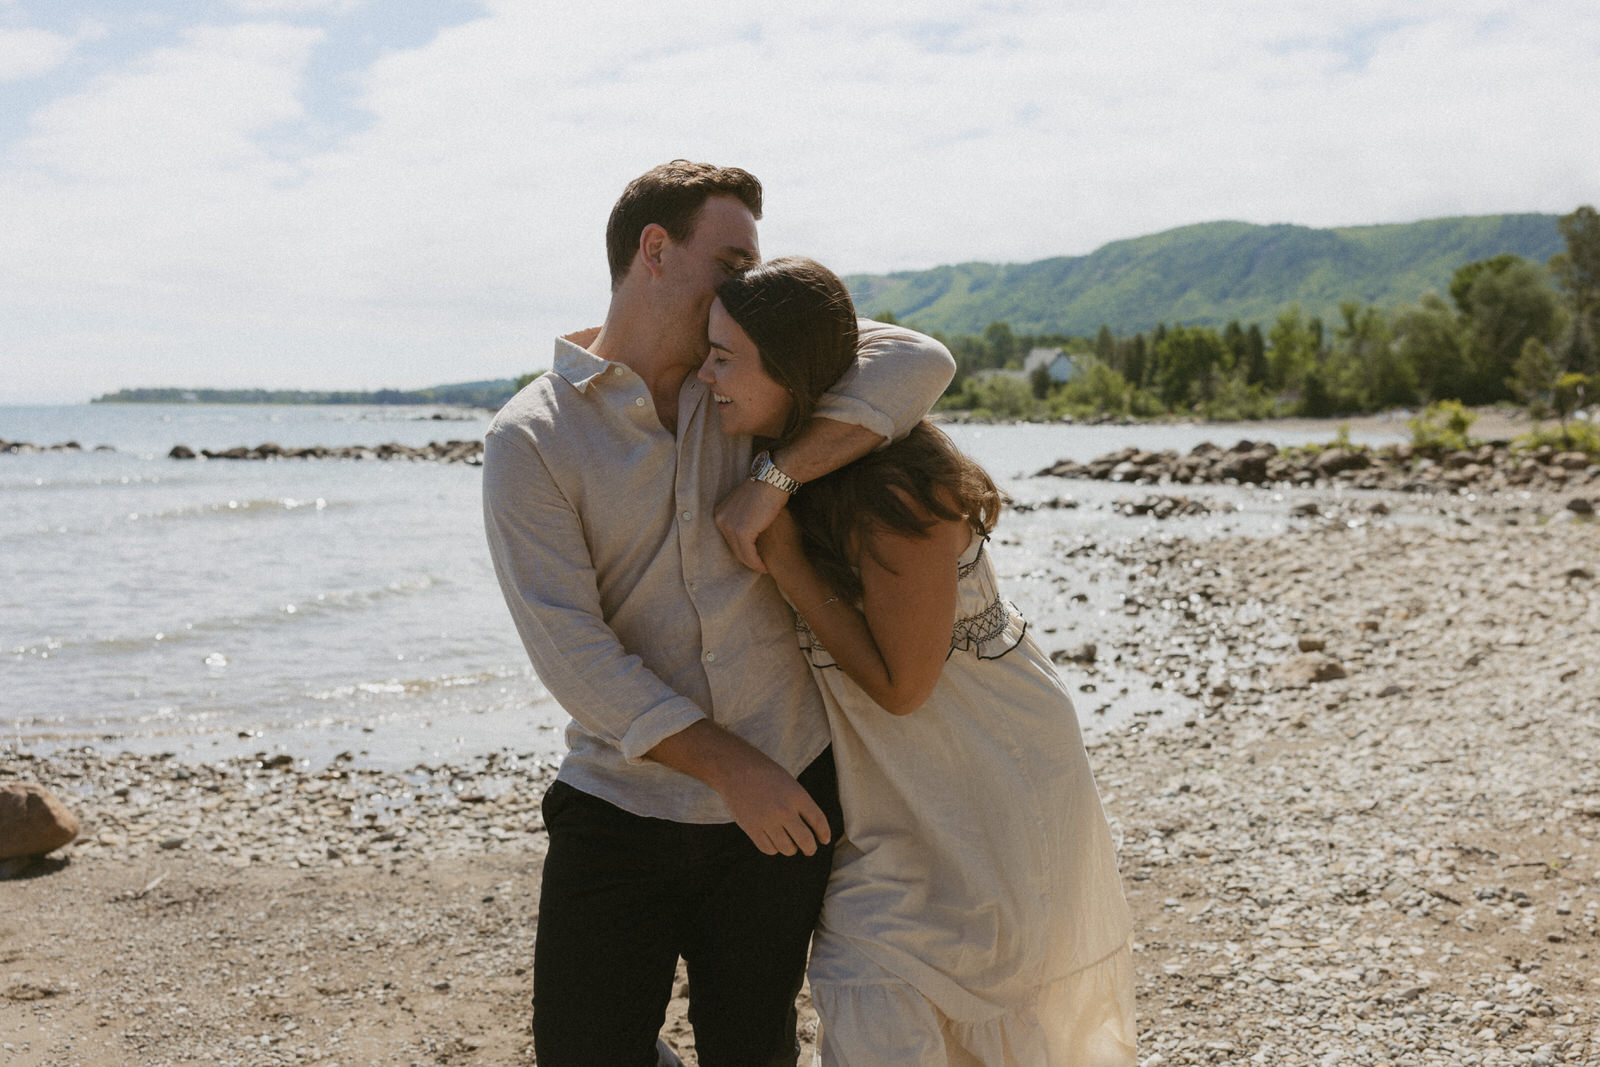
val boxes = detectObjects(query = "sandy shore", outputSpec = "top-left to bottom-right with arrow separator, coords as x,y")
4,480 -> 1597,1066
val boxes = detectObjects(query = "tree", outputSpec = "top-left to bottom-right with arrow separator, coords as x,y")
1392,293 -> 1468,402
1094,324 -> 1115,364
1029,363 -> 1052,399
1332,300 -> 1413,410
1450,256 -> 1566,404
1244,324 -> 1268,386
1301,370 -> 1334,417
1508,338 -> 1558,421
1122,333 -> 1150,387
1267,305 -> 1319,393
1550,205 -> 1600,376
1153,326 -> 1227,410
984,321 -> 1017,367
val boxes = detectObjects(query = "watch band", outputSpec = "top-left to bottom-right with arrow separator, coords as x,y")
749,450 -> 802,495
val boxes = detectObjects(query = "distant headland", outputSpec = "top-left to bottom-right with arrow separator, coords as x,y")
90,378 -> 523,408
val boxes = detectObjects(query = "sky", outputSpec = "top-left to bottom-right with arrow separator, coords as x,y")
2,1 -> 1598,404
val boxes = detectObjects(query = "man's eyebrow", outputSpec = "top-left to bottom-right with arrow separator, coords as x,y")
723,247 -> 758,266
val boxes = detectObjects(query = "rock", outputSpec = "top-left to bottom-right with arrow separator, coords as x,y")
168,444 -> 196,459
1271,653 -> 1348,688
0,783 -> 80,859
1036,459 -> 1088,479
1566,497 -> 1594,516
1051,642 -> 1098,666
1312,448 -> 1369,477
1296,637 -> 1327,652
1217,450 -> 1271,485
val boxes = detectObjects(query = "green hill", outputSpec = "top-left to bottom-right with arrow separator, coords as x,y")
846,214 -> 1564,337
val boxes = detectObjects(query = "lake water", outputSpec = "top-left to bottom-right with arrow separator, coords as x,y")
2,403 -> 1402,770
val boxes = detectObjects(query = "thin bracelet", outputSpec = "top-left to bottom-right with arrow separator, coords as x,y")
804,595 -> 839,616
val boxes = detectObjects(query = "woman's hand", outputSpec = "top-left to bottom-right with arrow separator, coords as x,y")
714,479 -> 789,573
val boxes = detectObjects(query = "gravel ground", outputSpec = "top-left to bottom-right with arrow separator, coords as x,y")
4,484 -> 1596,1066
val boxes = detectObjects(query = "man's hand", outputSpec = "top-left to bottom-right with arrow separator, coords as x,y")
714,744 -> 832,857
646,719 -> 831,856
714,478 -> 790,573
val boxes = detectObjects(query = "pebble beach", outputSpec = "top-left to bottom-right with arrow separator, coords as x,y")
4,464 -> 1598,1065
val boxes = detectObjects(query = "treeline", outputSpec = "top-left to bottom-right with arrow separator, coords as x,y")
92,380 -> 519,408
925,206 -> 1599,425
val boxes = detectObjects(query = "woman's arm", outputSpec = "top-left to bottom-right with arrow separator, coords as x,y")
756,505 -> 967,716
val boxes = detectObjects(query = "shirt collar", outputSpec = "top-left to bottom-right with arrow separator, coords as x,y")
551,331 -> 616,393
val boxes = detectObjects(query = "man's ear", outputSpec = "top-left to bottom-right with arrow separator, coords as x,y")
639,223 -> 669,280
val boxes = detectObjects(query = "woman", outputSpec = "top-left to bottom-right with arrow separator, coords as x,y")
698,257 -> 1136,1066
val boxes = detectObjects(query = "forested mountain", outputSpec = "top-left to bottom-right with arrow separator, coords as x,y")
846,214 -> 1563,336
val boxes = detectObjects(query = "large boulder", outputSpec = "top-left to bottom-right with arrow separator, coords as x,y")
0,783 -> 79,859
1217,448 -> 1272,484
1312,447 -> 1370,478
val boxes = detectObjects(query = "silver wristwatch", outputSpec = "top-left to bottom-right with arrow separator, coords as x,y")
749,450 -> 802,495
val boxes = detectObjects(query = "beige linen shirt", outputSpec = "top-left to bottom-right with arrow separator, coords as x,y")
483,320 -> 954,824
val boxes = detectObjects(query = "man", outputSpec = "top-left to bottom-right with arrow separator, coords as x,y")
483,160 -> 953,1065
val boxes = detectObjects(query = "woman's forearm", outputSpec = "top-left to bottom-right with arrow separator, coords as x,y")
761,534 -> 949,717
760,544 -> 920,714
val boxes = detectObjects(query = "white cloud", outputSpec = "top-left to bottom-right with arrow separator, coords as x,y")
0,24 -> 85,81
227,0 -> 364,14
2,0 -> 1599,402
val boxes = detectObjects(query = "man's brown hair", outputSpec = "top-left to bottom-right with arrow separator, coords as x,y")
605,160 -> 763,289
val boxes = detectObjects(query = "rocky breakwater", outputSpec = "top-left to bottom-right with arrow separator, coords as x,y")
167,439 -> 485,465
2,438 -> 114,454
1039,439 -> 1600,503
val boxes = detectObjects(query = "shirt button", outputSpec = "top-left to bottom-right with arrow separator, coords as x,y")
680,510 -> 692,522
635,396 -> 646,407
704,651 -> 716,663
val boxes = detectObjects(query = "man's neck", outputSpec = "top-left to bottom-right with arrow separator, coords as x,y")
589,308 -> 698,433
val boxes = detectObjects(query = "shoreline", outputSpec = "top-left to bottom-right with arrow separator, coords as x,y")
5,483 -> 1599,1065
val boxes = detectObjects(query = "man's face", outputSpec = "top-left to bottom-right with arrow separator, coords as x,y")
659,195 -> 759,347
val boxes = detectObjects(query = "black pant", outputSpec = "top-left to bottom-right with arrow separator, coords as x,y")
532,750 -> 842,1067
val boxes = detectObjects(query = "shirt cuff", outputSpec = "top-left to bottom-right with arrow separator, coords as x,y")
812,393 -> 897,443
619,698 -> 709,765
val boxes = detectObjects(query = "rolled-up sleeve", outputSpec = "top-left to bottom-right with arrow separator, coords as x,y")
812,319 -> 955,443
482,428 -> 706,762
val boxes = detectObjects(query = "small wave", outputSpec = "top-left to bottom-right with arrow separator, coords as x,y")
1,472 -> 166,492
131,496 -> 336,522
311,669 -> 518,702
7,574 -> 444,659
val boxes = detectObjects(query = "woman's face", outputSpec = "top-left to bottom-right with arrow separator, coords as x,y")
698,298 -> 793,438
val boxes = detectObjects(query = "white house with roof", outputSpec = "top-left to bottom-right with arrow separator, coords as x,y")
1022,347 -> 1079,384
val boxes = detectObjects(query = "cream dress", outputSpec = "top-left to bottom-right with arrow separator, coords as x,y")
800,536 -> 1136,1066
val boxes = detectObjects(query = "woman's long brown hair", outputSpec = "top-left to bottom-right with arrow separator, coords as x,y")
718,256 -> 1002,602
791,420 -> 1001,602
